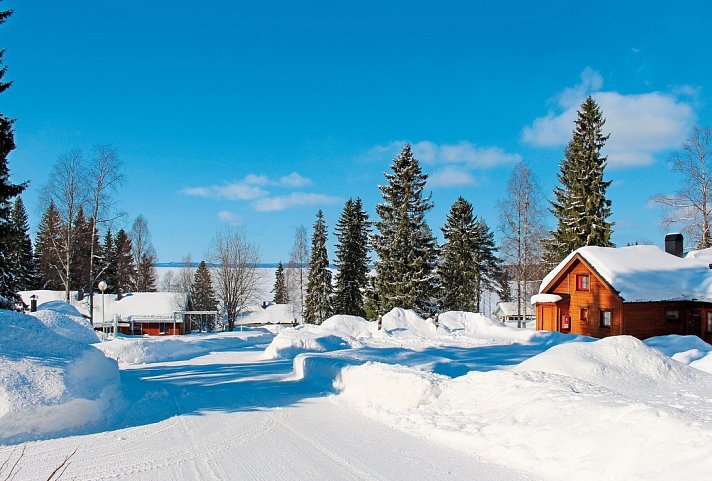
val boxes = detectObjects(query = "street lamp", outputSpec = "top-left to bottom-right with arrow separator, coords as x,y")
98,280 -> 107,340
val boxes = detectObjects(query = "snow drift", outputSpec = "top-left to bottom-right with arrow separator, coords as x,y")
30,300 -> 99,344
0,307 -> 120,443
334,336 -> 712,481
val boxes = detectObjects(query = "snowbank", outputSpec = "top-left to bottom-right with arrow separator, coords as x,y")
263,327 -> 354,359
95,333 -> 253,365
644,334 -> 712,365
0,308 -> 120,443
334,336 -> 712,481
30,301 -> 99,345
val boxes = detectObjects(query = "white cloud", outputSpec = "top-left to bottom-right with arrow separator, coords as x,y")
429,167 -> 478,187
217,210 -> 242,225
368,140 -> 521,169
522,68 -> 696,167
279,172 -> 312,187
182,181 -> 267,200
253,192 -> 341,212
243,174 -> 270,186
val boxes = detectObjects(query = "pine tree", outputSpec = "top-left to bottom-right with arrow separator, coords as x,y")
70,206 -> 91,292
100,228 -> 117,293
332,198 -> 370,317
373,144 -> 438,316
191,260 -> 217,330
0,7 -> 26,308
304,210 -> 332,324
439,197 -> 481,312
8,197 -> 37,290
34,202 -> 63,290
545,96 -> 614,266
272,261 -> 288,304
136,253 -> 157,292
113,229 -> 135,294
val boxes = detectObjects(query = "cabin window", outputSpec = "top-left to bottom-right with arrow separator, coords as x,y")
160,323 -> 168,334
666,310 -> 680,322
576,274 -> 590,291
707,312 -> 712,333
600,310 -> 612,328
580,308 -> 589,323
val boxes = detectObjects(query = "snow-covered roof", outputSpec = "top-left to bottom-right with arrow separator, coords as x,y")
539,245 -> 712,303
530,294 -> 563,305
108,292 -> 187,320
239,303 -> 295,324
493,302 -> 534,316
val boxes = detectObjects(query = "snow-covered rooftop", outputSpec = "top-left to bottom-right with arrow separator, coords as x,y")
539,245 -> 712,303
493,302 -> 534,317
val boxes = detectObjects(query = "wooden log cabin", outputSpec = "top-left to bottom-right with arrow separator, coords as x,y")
531,234 -> 712,342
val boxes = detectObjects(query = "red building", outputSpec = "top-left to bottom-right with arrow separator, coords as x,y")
532,236 -> 712,342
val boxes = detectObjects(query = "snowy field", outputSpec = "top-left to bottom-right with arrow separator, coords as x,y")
3,304 -> 712,480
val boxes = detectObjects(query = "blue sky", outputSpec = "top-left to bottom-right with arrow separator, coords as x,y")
4,0 -> 712,262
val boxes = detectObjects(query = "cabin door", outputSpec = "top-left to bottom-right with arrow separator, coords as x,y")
558,301 -> 570,333
687,310 -> 702,336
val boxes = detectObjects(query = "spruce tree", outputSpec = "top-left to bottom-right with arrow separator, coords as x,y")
113,229 -> 135,294
272,261 -> 288,304
34,202 -> 63,290
9,197 -> 37,290
332,198 -> 370,317
304,210 -> 332,324
70,206 -> 91,292
439,197 -> 480,312
136,253 -> 157,292
191,260 -> 217,329
545,96 -> 613,265
100,228 -> 117,293
0,7 -> 26,308
373,144 -> 437,315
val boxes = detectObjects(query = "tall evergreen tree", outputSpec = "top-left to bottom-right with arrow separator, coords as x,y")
136,253 -> 157,292
9,197 -> 37,290
113,229 -> 135,294
305,210 -> 332,324
272,261 -> 288,304
70,206 -> 91,292
34,201 -> 63,290
545,96 -> 613,266
438,197 -> 481,312
0,7 -> 26,308
373,144 -> 438,315
190,260 -> 217,330
332,198 -> 370,317
100,228 -> 117,293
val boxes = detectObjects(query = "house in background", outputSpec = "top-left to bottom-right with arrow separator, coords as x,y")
531,234 -> 712,341
107,292 -> 189,335
492,302 -> 535,326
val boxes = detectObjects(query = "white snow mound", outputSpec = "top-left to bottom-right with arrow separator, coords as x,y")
514,335 -> 707,395
30,300 -> 99,344
0,308 -> 120,442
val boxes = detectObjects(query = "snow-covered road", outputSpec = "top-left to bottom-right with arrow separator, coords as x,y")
3,333 -> 535,481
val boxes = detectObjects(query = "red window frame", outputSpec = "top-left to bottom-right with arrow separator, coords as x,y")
576,274 -> 590,291
580,308 -> 589,323
600,310 -> 612,328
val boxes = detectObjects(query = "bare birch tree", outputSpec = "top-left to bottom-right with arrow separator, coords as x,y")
497,161 -> 546,327
208,228 -> 260,331
285,225 -> 309,321
85,145 -> 123,322
42,151 -> 86,301
652,127 -> 712,249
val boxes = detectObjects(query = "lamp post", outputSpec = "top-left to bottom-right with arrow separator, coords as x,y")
98,280 -> 107,340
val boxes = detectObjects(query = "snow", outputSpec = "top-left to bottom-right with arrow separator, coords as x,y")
4,302 -> 712,481
0,306 -> 120,443
238,303 -> 295,324
530,293 -> 563,304
539,244 -> 712,302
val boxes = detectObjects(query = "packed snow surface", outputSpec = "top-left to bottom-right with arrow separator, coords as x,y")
4,305 -> 712,481
0,306 -> 119,443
